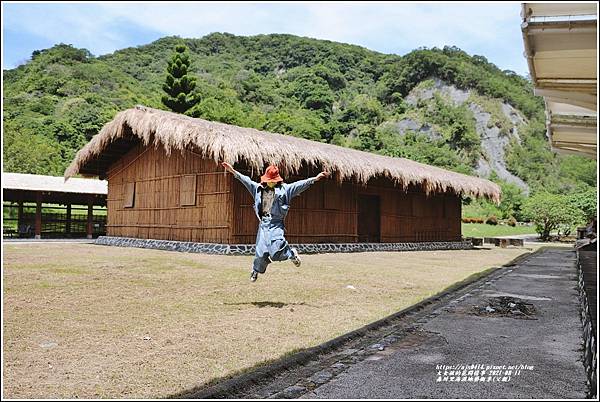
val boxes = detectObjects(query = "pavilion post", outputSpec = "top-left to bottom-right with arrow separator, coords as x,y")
86,196 -> 93,239
35,192 -> 42,239
66,204 -> 72,236
17,201 -> 23,232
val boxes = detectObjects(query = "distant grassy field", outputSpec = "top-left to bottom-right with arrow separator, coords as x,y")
462,223 -> 538,238
3,243 -> 543,398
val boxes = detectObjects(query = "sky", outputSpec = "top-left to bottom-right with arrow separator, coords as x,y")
2,1 -> 529,75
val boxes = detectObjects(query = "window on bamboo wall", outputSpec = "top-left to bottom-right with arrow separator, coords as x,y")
180,175 -> 197,206
123,182 -> 136,208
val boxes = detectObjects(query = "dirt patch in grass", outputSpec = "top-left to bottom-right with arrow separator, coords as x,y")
3,243 -> 542,398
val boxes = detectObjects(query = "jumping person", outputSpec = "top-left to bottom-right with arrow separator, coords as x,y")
221,162 -> 330,282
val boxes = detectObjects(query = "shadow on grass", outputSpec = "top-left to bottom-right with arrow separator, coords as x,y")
167,346 -> 307,399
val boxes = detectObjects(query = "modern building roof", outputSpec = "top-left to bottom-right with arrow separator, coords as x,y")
3,172 -> 107,195
521,2 -> 597,159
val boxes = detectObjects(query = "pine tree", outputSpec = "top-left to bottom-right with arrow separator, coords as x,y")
161,44 -> 198,114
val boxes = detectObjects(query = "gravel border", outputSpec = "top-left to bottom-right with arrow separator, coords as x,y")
94,236 -> 473,255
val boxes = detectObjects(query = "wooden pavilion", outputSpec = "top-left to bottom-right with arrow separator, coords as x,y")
3,173 -> 107,239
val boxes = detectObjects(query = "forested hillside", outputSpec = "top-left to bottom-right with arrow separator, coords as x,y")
3,33 -> 596,212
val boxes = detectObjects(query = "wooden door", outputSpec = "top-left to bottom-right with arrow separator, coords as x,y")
357,194 -> 380,243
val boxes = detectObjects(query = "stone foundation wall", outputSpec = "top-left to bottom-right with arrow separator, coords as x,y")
95,236 -> 473,255
576,252 -> 597,399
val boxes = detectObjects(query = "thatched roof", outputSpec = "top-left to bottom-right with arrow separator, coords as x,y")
64,105 -> 501,202
4,172 -> 107,194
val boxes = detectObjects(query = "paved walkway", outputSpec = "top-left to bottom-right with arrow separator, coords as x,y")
497,234 -> 540,242
302,248 -> 587,399
2,238 -> 95,244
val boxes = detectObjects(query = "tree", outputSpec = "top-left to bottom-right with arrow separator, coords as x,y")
522,193 -> 585,241
488,172 -> 526,220
567,188 -> 597,222
342,94 -> 384,125
284,67 -> 335,115
264,108 -> 325,141
161,44 -> 198,114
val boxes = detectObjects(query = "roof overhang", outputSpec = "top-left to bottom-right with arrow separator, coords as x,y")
64,106 -> 503,202
521,3 -> 598,159
2,173 -> 107,194
2,173 -> 107,205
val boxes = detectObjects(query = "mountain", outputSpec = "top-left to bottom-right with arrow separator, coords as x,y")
3,33 -> 596,199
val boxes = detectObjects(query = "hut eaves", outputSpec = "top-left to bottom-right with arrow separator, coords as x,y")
64,105 -> 501,202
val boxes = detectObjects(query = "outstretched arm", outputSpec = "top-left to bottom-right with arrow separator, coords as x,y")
286,171 -> 330,200
221,162 -> 259,196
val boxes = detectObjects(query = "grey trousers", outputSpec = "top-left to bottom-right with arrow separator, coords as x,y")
252,216 -> 294,274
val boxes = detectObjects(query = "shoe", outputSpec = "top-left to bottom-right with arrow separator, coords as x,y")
290,247 -> 301,267
250,270 -> 258,282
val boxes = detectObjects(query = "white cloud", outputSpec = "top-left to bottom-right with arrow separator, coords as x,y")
3,2 -> 529,74
4,4 -> 136,55
95,2 -> 527,72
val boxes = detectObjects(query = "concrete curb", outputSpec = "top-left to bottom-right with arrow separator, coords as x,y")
575,246 -> 597,399
169,248 -> 540,399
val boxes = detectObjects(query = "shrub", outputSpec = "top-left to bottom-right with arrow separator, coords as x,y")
485,215 -> 498,225
567,188 -> 598,222
462,217 -> 485,224
522,192 -> 586,241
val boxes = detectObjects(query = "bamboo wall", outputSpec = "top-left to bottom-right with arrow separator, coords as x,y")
106,145 -> 462,244
231,164 -> 462,244
106,144 -> 232,242
232,171 -> 359,244
357,177 -> 462,243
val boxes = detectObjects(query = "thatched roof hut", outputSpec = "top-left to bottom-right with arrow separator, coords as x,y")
64,105 -> 500,203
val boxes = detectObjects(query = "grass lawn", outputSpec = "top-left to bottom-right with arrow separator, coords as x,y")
462,223 -> 538,238
3,242 -> 546,398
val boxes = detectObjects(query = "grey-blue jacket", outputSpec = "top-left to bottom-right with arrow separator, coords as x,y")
234,171 -> 316,260
233,171 -> 316,222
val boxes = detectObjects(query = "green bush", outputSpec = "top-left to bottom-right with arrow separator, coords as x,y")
491,174 -> 526,220
567,188 -> 597,222
522,192 -> 586,241
462,197 -> 502,221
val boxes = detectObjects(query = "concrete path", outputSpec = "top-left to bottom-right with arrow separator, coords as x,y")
2,238 -> 95,244
497,234 -> 540,242
303,248 -> 588,399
